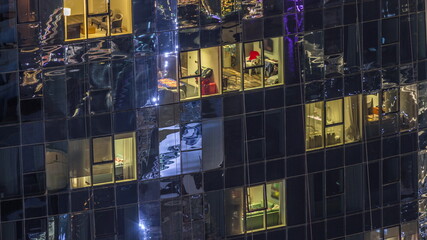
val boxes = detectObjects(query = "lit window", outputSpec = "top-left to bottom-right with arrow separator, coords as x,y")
245,180 -> 286,232
222,43 -> 242,92
244,41 -> 263,90
114,132 -> 137,182
67,132 -> 136,189
306,101 -> 324,150
64,0 -> 132,41
305,95 -> 362,151
263,37 -> 284,86
179,47 -> 221,100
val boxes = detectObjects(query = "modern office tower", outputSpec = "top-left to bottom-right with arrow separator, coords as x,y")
0,0 -> 425,239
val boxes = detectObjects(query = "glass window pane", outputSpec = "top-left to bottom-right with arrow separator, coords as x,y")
88,16 -> 109,38
247,185 -> 265,211
244,42 -> 263,68
46,142 -> 69,192
246,185 -> 266,232
0,147 -> 21,198
201,47 -> 220,96
401,221 -> 418,240
325,125 -> 344,147
364,93 -> 380,139
93,163 -> 114,185
326,99 -> 343,125
17,0 -> 38,23
88,0 -> 108,14
244,41 -> 263,90
69,139 -> 91,189
222,44 -> 242,92
365,94 -> 380,121
400,84 -> 417,131
384,226 -> 399,240
364,229 -> 382,240
225,188 -> 244,236
180,77 -> 200,100
114,132 -> 136,182
266,180 -> 286,228
64,0 -> 86,41
244,68 -> 263,90
110,0 -> 132,35
180,50 -> 199,78
382,88 -> 399,114
93,136 -> 113,163
344,95 -> 362,143
306,101 -> 324,150
264,37 -> 284,86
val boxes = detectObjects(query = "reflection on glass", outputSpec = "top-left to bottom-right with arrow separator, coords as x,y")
242,0 -> 263,19
48,214 -> 71,239
64,0 -> 86,41
180,78 -> 199,99
364,229 -> 382,240
159,125 -> 181,177
266,181 -> 286,228
46,142 -> 69,192
114,132 -> 136,182
221,0 -> 239,17
306,102 -> 324,150
244,41 -> 263,89
178,0 -> 199,28
382,88 -> 399,114
384,226 -> 399,240
344,95 -> 362,143
263,37 -> 283,86
225,188 -> 244,236
401,221 -> 418,240
246,184 -> 266,231
400,84 -> 417,131
222,44 -> 242,92
201,47 -> 220,96
69,139 -> 91,189
93,136 -> 113,163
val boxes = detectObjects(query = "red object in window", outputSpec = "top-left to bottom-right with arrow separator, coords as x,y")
248,51 -> 260,60
201,82 -> 218,95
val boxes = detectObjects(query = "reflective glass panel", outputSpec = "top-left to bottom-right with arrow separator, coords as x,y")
93,136 -> 113,163
69,139 -> 91,189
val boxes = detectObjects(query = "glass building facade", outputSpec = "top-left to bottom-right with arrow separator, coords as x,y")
0,0 -> 426,239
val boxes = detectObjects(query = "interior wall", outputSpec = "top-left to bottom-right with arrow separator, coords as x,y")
64,0 -> 84,15
186,51 -> 199,88
110,0 -> 132,32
